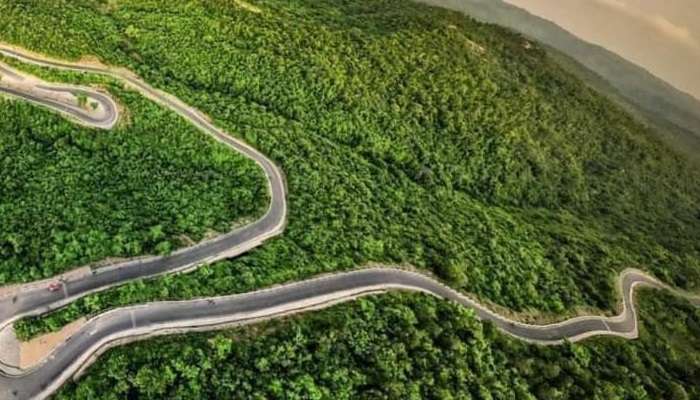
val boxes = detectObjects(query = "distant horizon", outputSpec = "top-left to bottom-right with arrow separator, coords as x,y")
503,0 -> 700,102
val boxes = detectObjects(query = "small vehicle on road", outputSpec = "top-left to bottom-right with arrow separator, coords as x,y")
47,282 -> 62,292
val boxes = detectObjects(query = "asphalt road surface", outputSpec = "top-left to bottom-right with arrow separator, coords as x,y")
1,268 -> 696,400
0,45 -> 697,400
0,64 -> 117,129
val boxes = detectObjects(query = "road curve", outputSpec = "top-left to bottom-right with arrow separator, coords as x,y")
0,45 -> 698,400
0,64 -> 117,129
0,267 -> 698,400
0,44 -> 288,333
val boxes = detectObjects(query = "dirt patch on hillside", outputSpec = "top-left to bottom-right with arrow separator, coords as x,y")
20,318 -> 86,369
234,0 -> 262,13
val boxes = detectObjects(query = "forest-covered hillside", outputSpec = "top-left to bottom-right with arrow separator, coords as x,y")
0,76 -> 266,284
418,0 -> 700,157
4,0 -> 700,337
1,0 -> 699,393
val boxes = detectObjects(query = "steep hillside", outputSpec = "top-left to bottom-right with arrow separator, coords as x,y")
1,0 -> 699,339
0,73 -> 266,284
418,0 -> 700,157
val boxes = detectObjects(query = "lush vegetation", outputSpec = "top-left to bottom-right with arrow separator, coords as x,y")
54,291 -> 700,399
4,0 -> 700,338
2,1 -> 699,397
424,0 -> 700,157
0,76 -> 266,284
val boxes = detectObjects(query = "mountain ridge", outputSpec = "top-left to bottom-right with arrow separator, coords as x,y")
417,0 -> 700,156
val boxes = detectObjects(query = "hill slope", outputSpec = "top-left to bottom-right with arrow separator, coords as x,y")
1,0 -> 699,338
418,0 -> 700,157
0,74 -> 266,284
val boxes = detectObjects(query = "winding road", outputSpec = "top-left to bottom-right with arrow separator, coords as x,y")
0,63 -> 117,129
0,44 -> 698,400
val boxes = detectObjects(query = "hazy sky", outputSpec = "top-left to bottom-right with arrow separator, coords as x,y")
503,0 -> 700,100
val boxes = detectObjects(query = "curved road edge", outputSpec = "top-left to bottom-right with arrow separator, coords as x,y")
0,63 -> 118,130
0,267 -> 698,399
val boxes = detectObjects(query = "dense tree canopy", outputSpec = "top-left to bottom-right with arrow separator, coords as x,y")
2,3 -> 699,395
0,77 -> 266,283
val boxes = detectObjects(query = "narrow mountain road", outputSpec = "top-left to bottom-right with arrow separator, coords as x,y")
0,44 -> 288,334
0,63 -> 117,129
0,44 -> 697,400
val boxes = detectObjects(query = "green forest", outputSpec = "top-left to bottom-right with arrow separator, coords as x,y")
1,0 -> 700,395
55,292 -> 700,399
0,75 -> 267,284
7,0 -> 700,337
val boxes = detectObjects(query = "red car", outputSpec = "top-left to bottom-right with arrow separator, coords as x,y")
47,282 -> 62,292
